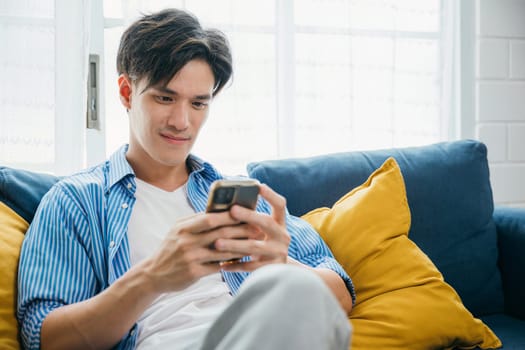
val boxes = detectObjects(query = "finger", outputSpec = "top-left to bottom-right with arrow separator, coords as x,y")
199,224 -> 260,252
203,251 -> 247,264
210,223 -> 259,240
177,211 -> 240,235
215,238 -> 287,260
169,226 -> 246,256
259,184 -> 287,225
229,205 -> 284,240
182,245 -> 246,265
214,238 -> 266,258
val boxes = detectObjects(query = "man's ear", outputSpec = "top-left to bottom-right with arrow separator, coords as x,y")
118,74 -> 132,110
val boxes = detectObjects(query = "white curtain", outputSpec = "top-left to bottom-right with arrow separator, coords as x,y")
0,1 -> 55,172
0,0 -> 91,174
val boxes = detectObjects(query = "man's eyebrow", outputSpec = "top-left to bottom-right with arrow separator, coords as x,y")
153,86 -> 211,100
194,94 -> 212,100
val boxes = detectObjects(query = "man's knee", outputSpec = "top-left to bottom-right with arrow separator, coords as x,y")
201,264 -> 352,350
240,264 -> 333,304
234,264 -> 351,349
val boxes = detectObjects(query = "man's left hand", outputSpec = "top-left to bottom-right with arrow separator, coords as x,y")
214,184 -> 291,271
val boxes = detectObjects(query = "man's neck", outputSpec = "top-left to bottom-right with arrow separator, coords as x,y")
125,153 -> 189,192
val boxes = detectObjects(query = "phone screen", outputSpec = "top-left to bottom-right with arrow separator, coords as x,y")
206,179 -> 260,213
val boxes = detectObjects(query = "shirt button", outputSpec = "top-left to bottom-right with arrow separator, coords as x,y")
130,329 -> 136,336
109,241 -> 115,248
127,183 -> 132,189
121,203 -> 128,209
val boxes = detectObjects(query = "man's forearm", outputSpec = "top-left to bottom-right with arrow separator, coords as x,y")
41,260 -> 159,350
287,257 -> 353,314
311,267 -> 353,314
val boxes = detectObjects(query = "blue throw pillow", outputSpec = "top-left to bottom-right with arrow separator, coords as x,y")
247,140 -> 503,317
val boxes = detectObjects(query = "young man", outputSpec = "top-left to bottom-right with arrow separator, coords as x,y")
18,8 -> 355,350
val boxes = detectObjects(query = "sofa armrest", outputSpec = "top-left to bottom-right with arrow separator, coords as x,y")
493,205 -> 525,320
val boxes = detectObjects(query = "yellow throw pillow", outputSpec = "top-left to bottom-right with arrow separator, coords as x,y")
302,157 -> 501,350
0,201 -> 28,350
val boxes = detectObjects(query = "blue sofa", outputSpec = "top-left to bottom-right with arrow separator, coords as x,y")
247,139 -> 525,349
1,139 -> 524,348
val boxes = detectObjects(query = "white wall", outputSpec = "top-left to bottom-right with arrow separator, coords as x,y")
476,0 -> 525,208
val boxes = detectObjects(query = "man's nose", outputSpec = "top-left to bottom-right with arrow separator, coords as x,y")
168,103 -> 190,130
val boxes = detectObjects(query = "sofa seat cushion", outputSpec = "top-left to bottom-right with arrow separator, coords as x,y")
302,157 -> 501,350
481,314 -> 525,349
247,140 -> 503,317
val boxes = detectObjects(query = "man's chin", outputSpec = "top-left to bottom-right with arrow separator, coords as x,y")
157,152 -> 191,167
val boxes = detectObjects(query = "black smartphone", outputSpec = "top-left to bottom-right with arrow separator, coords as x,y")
206,179 -> 260,213
206,179 -> 260,265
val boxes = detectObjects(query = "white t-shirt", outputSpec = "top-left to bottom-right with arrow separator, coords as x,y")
127,178 -> 233,350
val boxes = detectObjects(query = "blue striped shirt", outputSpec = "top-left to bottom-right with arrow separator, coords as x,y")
17,145 -> 355,350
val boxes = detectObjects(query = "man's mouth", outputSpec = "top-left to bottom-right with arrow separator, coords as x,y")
160,132 -> 191,144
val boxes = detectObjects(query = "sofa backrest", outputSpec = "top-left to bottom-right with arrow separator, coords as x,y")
0,140 -> 504,317
0,167 -> 59,223
247,140 -> 504,317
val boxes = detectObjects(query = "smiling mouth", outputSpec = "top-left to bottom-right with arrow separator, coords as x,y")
160,133 -> 191,144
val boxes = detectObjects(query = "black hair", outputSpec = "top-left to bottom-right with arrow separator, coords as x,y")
116,8 -> 233,95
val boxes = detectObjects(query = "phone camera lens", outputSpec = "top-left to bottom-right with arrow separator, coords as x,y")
214,187 -> 235,204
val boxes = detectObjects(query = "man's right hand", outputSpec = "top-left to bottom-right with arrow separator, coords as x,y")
141,210 -> 257,294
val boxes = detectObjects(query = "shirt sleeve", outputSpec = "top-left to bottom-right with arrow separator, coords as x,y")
17,184 -> 100,350
286,214 -> 356,305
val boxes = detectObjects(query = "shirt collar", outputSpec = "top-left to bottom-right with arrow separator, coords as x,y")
105,144 -> 222,192
106,144 -> 135,192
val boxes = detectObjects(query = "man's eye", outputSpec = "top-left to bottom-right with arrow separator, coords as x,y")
155,95 -> 173,103
192,101 -> 208,110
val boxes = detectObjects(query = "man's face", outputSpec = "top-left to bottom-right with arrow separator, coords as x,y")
121,59 -> 215,171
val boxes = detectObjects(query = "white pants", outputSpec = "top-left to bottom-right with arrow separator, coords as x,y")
199,264 -> 352,350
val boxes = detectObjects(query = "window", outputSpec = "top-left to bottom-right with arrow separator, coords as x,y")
0,0 -> 91,175
0,1 -> 55,172
1,0 -> 455,176
103,0 -> 450,175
